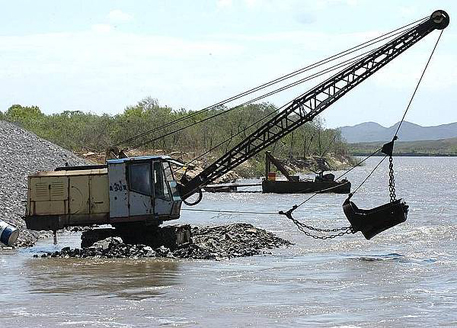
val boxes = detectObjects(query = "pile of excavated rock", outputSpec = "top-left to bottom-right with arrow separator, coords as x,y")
0,121 -> 88,247
36,223 -> 292,260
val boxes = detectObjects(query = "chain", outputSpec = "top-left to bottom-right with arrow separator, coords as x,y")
279,207 -> 355,240
388,155 -> 396,203
291,217 -> 352,233
283,154 -> 397,238
293,219 -> 354,240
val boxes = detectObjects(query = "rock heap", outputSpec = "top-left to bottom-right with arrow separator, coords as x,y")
36,223 -> 292,260
0,121 -> 87,247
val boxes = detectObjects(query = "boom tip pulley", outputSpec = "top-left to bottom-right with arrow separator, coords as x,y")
431,10 -> 450,30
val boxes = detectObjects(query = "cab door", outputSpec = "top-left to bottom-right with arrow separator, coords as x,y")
153,161 -> 173,218
127,161 -> 154,218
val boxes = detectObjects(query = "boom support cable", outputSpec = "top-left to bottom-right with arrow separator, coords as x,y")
132,50 -> 373,149
181,49 -> 383,169
134,22 -> 419,151
114,18 -> 426,149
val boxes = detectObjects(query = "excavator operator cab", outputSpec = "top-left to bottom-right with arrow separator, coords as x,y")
107,156 -> 182,225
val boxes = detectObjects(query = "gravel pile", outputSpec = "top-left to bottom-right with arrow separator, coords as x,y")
0,121 -> 87,247
36,223 -> 292,260
176,223 -> 292,259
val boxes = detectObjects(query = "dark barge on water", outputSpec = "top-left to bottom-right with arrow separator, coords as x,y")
261,152 -> 351,194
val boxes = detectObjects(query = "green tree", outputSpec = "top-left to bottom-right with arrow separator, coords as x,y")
5,104 -> 44,128
1,98 -> 352,174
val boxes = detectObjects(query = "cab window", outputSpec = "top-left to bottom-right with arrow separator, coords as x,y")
128,162 -> 152,195
154,161 -> 171,200
163,162 -> 175,182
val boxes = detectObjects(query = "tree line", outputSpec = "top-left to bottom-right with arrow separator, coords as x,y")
0,97 -> 351,167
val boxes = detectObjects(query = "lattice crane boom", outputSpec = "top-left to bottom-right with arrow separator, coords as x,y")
179,10 -> 449,200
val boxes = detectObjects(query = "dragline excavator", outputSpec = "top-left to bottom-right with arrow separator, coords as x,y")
24,10 -> 449,246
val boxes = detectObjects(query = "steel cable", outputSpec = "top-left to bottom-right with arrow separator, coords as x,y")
132,53 -> 367,149
284,28 -> 445,238
114,18 -> 426,148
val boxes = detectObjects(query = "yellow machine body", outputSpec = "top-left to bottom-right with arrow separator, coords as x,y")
26,168 -> 110,230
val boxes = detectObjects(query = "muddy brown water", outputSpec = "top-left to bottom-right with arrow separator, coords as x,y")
1,157 -> 457,327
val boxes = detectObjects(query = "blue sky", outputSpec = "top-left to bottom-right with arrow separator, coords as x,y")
1,0 -> 456,128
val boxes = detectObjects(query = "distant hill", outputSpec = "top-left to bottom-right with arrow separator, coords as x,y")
339,121 -> 457,143
349,138 -> 457,156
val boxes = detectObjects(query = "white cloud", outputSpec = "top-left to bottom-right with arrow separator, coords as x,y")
91,24 -> 112,33
345,0 -> 358,6
0,29 -> 244,82
399,6 -> 417,18
0,28 -> 247,114
108,9 -> 133,23
244,0 -> 261,8
374,52 -> 457,91
217,0 -> 232,9
325,0 -> 358,6
0,18 -> 453,124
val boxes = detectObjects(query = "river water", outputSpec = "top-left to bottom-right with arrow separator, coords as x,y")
1,157 -> 456,327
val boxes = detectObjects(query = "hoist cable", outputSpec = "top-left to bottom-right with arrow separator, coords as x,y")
114,17 -> 425,148
286,24 -> 445,213
394,30 -> 444,137
282,27 -> 445,238
280,148 -> 385,238
347,30 -> 444,198
292,147 -> 382,210
351,155 -> 388,196
385,29 -> 444,202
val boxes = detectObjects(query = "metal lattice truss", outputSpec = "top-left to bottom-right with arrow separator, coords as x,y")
180,12 -> 447,199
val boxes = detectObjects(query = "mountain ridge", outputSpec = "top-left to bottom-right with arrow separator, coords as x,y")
338,121 -> 457,143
